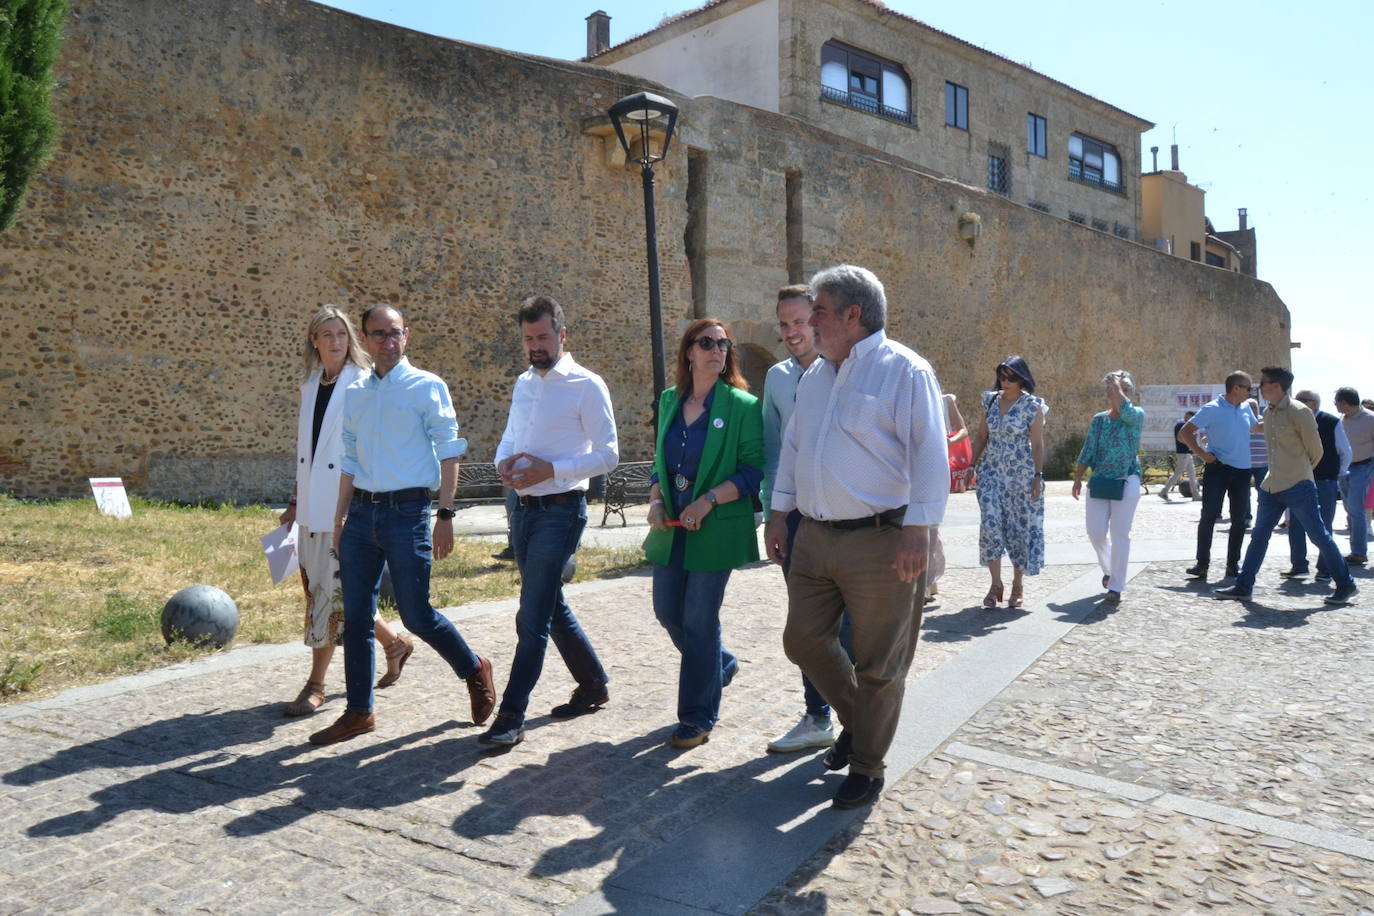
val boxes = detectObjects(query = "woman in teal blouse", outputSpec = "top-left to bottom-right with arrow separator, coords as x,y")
1072,370 -> 1145,603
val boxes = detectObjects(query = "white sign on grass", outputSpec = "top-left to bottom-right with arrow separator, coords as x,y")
1137,384 -> 1225,452
89,477 -> 132,518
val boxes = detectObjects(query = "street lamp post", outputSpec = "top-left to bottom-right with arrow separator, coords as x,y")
607,91 -> 679,400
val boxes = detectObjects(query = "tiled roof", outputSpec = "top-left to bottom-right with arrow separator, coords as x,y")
587,0 -> 1152,128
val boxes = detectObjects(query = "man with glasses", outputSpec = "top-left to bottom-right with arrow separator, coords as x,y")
309,305 -> 498,745
1178,371 -> 1259,582
1213,368 -> 1357,606
478,295 -> 618,748
1282,390 -> 1350,580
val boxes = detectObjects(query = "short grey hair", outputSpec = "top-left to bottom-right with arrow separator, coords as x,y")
809,265 -> 886,333
1104,369 -> 1135,396
1295,389 -> 1320,406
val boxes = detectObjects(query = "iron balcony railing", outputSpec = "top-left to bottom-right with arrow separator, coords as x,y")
820,85 -> 912,125
1067,160 -> 1124,194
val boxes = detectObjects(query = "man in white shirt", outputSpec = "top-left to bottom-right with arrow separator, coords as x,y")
479,296 -> 619,748
764,265 -> 948,809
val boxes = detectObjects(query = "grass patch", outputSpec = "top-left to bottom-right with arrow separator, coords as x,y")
0,495 -> 646,704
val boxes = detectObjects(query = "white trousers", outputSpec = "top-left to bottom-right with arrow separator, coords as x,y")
1085,475 -> 1141,592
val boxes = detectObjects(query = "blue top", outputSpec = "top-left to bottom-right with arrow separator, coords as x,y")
1076,399 -> 1145,479
341,357 -> 468,492
760,356 -> 807,508
652,387 -> 762,513
1189,395 -> 1258,468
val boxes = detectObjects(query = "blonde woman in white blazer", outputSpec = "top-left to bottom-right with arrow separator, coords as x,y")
279,306 -> 414,716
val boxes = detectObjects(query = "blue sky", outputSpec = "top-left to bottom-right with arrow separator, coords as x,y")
316,0 -> 1371,403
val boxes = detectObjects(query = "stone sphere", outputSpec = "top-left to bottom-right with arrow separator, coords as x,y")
161,585 -> 239,648
562,554 -> 577,584
378,563 -> 396,608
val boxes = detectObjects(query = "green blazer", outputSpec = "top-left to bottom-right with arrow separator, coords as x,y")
644,380 -> 763,572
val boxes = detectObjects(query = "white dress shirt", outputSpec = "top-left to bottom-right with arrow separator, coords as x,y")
495,352 -> 619,495
771,330 -> 949,527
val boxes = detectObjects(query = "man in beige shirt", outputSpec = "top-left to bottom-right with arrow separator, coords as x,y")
1214,367 -> 1358,606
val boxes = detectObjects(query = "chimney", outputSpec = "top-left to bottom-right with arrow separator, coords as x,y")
1150,146 -> 1159,171
586,10 -> 610,57
1170,144 -> 1179,171
1238,207 -> 1248,231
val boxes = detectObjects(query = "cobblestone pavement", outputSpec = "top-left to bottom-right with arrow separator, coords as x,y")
3,485 -> 1371,914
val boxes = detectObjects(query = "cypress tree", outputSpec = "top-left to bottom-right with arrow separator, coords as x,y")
0,0 -> 67,231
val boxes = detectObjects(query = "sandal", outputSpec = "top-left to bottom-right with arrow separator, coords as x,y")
284,680 -> 326,717
982,585 -> 1004,608
1008,587 -> 1024,609
376,634 -> 415,688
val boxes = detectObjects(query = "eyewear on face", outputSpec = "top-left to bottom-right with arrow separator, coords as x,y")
999,372 -> 1020,383
367,329 -> 406,342
693,338 -> 733,352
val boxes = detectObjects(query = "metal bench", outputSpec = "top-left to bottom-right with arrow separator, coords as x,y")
456,463 -> 504,503
600,461 -> 654,527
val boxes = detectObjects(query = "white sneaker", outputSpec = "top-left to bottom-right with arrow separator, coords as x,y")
767,714 -> 835,753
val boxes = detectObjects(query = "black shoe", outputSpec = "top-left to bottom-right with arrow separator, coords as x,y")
1346,554 -> 1368,566
823,728 -> 852,771
1212,585 -> 1253,601
1279,568 -> 1309,579
550,685 -> 609,718
477,716 -> 525,748
1224,566 -> 1239,580
832,774 -> 884,809
1326,582 -> 1360,606
1185,565 -> 1209,580
492,546 -> 515,561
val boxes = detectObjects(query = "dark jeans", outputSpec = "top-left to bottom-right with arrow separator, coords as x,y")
1237,481 -> 1352,590
340,496 -> 480,714
1196,461 -> 1252,572
499,496 -> 606,726
652,531 -> 737,731
1287,478 -> 1340,574
783,509 -> 853,718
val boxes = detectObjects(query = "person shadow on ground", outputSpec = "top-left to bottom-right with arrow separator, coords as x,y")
920,603 -> 1030,642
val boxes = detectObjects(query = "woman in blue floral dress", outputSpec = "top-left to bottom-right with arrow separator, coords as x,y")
972,356 -> 1047,608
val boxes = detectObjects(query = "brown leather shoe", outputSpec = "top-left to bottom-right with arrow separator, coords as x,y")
308,709 -> 375,745
466,656 -> 496,725
283,680 -> 326,717
376,634 -> 415,688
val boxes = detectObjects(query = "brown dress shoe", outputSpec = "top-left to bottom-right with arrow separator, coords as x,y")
466,656 -> 496,724
283,680 -> 326,717
376,634 -> 415,688
308,709 -> 375,745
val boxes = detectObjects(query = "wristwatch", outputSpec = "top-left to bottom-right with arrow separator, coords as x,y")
704,490 -> 718,506
435,506 -> 456,521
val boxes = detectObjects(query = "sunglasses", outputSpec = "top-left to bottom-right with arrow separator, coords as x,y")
692,338 -> 733,352
998,371 -> 1021,383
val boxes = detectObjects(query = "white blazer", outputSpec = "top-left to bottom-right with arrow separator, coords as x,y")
294,363 -> 368,532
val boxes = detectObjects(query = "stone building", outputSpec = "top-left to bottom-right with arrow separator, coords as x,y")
0,0 -> 1290,501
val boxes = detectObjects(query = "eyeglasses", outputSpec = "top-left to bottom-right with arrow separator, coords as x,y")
998,372 -> 1020,383
366,329 -> 406,342
692,338 -> 733,352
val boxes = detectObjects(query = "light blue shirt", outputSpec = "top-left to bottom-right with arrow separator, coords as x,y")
341,357 -> 468,492
1190,395 -> 1258,469
760,356 -> 808,509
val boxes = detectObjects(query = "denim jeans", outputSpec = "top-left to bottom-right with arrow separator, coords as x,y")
1197,461 -> 1251,571
340,496 -> 480,713
652,531 -> 737,731
499,496 -> 606,726
1236,481 -> 1352,591
1341,461 -> 1374,556
782,509 -> 853,718
1287,478 -> 1340,574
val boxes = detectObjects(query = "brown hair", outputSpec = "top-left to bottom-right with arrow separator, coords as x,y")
673,317 -> 748,397
776,284 -> 812,305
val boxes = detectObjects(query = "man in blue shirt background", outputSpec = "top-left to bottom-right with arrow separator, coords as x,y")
1178,371 -> 1259,582
309,305 -> 497,745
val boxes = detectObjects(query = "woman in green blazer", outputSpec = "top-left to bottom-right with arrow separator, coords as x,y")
645,318 -> 763,749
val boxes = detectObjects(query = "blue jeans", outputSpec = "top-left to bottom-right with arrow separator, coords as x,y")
1197,462 -> 1251,571
499,496 -> 606,726
1287,478 -> 1340,574
1341,461 -> 1374,556
1236,481 -> 1352,591
783,510 -> 853,718
340,496 -> 480,713
651,531 -> 737,731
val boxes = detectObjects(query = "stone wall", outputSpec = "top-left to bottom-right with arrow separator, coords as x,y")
0,0 -> 1289,501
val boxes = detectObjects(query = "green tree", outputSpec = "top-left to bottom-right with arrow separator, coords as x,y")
0,0 -> 67,231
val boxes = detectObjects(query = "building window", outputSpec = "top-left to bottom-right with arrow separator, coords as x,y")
1190,242 -> 1202,261
945,81 -> 968,130
987,155 -> 1009,195
1205,251 -> 1226,267
1027,113 -> 1047,157
821,41 -> 912,124
1028,200 -> 1050,213
1068,132 -> 1123,192
1068,211 -> 1087,224
1113,222 -> 1131,240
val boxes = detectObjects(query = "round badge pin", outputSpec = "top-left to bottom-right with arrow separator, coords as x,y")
713,418 -> 725,428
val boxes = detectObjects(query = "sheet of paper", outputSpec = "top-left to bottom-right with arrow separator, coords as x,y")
260,522 -> 299,585
90,477 -> 133,518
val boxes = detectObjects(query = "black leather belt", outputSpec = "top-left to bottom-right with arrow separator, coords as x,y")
517,490 -> 583,509
353,487 -> 431,504
808,507 -> 905,531
1353,457 -> 1374,468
